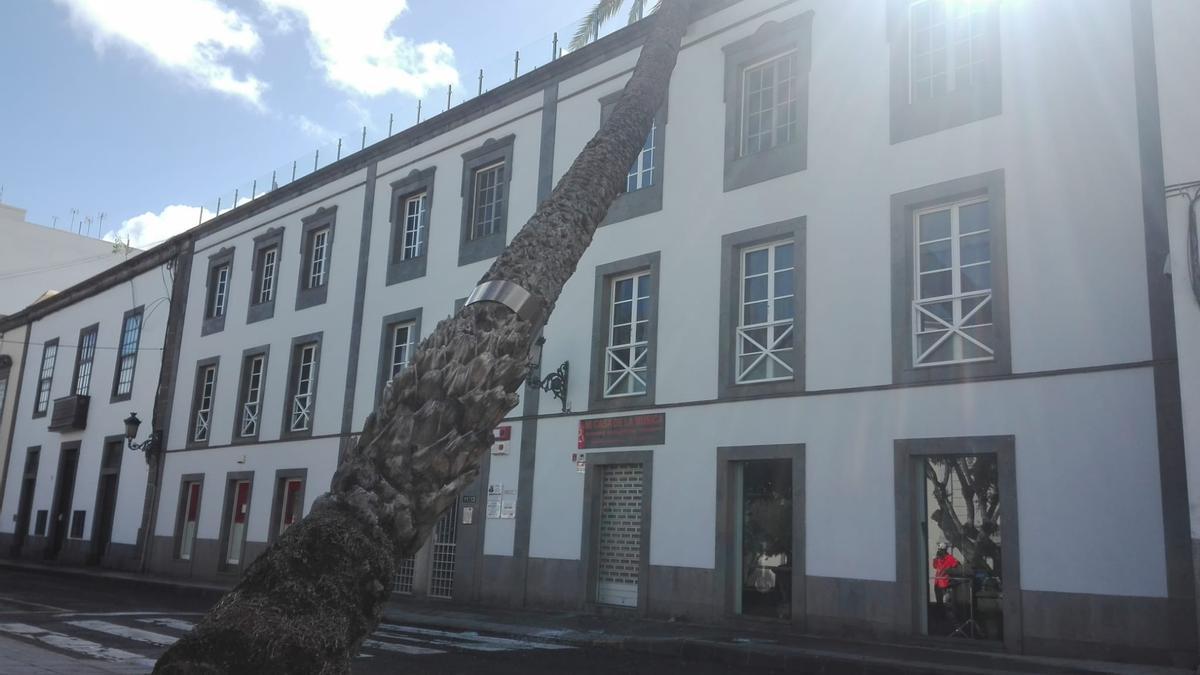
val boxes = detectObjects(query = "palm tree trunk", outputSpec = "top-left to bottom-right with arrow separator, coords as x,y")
154,2 -> 692,673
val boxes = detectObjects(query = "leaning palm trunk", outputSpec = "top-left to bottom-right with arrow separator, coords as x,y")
154,2 -> 691,673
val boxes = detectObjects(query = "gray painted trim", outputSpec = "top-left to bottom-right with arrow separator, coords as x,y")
0,327 -> 31,515
890,169 -> 1011,385
513,332 -> 545,606
886,0 -> 1002,144
537,85 -> 559,203
46,441 -> 82,558
246,227 -> 284,324
200,247 -> 234,336
717,217 -> 807,400
294,206 -> 337,311
588,251 -> 662,412
374,308 -> 423,409
31,338 -> 58,419
458,135 -> 516,266
580,449 -> 654,614
230,345 -> 270,446
109,305 -> 145,404
69,323 -> 100,398
722,12 -> 812,192
385,167 -> 435,286
341,163 -> 378,436
216,470 -> 254,574
171,470 -> 204,559
893,435 -> 1022,653
185,356 -> 220,450
89,435 -> 125,564
266,467 -> 307,544
1129,0 -> 1197,643
598,91 -> 668,226
280,332 -> 324,440
715,443 -> 806,626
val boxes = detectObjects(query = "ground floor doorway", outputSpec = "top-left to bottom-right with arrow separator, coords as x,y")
393,497 -> 461,600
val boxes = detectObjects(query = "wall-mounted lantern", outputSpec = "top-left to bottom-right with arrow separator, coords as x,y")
525,337 -> 569,413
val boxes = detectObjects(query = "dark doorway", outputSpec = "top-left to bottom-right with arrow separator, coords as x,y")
46,445 -> 80,560
11,448 -> 40,557
734,458 -> 793,619
88,440 -> 124,565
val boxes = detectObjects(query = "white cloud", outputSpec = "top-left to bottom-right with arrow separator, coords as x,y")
262,0 -> 458,98
105,204 -> 204,248
291,114 -> 338,142
53,0 -> 268,108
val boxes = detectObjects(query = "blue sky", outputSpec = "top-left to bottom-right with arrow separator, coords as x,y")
0,0 -> 611,247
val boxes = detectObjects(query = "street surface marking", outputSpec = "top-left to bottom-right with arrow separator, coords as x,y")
0,622 -> 157,668
68,619 -> 178,646
376,623 -> 573,651
0,595 -> 68,611
362,638 -> 444,655
56,610 -> 204,618
138,617 -> 196,632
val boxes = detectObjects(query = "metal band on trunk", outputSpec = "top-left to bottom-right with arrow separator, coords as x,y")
464,280 -> 545,323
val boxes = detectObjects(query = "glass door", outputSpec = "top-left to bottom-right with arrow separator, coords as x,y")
734,458 -> 792,619
225,480 -> 251,565
918,455 -> 1003,641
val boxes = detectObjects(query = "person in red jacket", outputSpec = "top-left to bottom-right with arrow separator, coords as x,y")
932,542 -> 960,616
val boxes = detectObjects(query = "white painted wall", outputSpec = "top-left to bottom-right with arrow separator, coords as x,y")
0,203 -> 133,316
0,263 -> 171,547
0,322 -> 28,508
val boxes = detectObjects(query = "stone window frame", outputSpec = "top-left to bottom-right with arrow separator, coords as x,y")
295,206 -> 337,311
32,338 -> 59,419
589,252 -> 662,412
201,247 -> 235,336
110,306 -> 144,403
216,470 -> 254,574
70,323 -> 100,397
715,443 -> 806,623
375,308 -> 423,409
247,227 -> 284,324
386,168 -> 436,285
231,345 -> 270,446
890,169 -> 1010,384
172,473 -> 204,561
721,12 -> 813,193
186,356 -> 220,450
280,332 -> 323,440
579,449 -> 654,615
718,217 -> 807,400
893,435 -> 1022,652
887,0 -> 1002,144
458,135 -> 515,266
598,91 -> 668,226
267,468 -> 308,544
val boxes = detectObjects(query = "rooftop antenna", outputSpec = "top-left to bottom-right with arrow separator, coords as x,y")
69,207 -> 78,232
97,212 -> 106,238
0,184 -> 5,203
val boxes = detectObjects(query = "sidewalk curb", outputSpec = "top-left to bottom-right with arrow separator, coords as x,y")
0,559 -> 229,601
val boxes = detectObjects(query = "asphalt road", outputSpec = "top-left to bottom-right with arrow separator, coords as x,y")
0,567 -> 781,674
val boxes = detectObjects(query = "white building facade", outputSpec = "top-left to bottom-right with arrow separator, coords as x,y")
1,0 -> 1197,667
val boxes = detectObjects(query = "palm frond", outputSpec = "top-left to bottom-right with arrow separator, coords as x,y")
628,0 -> 645,24
571,0 -> 627,51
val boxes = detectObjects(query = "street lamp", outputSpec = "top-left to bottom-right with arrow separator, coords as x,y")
124,412 -> 160,462
526,336 -> 569,413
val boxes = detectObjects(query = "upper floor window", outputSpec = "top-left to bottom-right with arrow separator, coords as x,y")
470,163 -> 505,240
284,335 -> 322,436
33,339 -> 57,417
306,228 -> 330,289
400,194 -> 426,261
387,168 -> 435,285
913,198 -> 993,367
589,252 -> 660,411
627,122 -> 657,192
722,14 -> 812,192
191,363 -> 217,444
248,228 -> 283,324
889,0 -> 1000,143
237,352 -> 267,439
741,51 -> 799,157
908,0 -> 987,103
891,170 -> 1009,384
458,136 -> 514,266
73,325 -> 98,396
389,322 -> 415,378
202,248 -> 234,335
112,308 -> 143,401
376,309 -> 423,406
296,209 -> 336,310
257,246 -> 277,304
738,240 -> 795,383
208,264 -> 230,318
